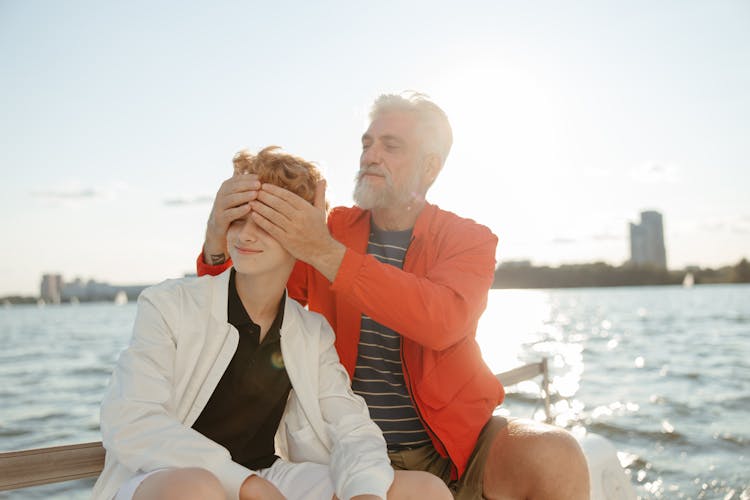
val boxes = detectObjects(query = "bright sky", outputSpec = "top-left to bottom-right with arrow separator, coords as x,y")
1,1 -> 748,296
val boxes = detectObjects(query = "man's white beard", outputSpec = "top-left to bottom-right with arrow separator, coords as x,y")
353,167 -> 423,210
353,175 -> 392,209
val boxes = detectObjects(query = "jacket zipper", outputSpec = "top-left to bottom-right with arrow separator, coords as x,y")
400,334 -> 455,476
400,232 -> 457,476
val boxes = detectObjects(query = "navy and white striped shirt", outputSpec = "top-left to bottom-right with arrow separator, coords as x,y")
351,223 -> 431,450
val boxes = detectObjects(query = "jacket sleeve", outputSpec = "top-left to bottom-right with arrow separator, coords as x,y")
286,260 -> 310,306
196,251 -> 232,277
100,290 -> 252,500
316,321 -> 393,500
330,220 -> 498,351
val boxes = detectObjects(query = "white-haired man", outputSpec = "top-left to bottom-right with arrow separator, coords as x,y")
198,93 -> 590,499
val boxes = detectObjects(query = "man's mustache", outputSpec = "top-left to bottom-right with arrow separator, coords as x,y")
357,166 -> 390,183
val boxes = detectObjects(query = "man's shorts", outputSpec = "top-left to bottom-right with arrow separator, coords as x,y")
114,459 -> 334,500
388,416 -> 508,500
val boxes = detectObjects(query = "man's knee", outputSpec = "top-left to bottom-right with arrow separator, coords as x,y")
509,420 -> 587,468
484,419 -> 590,499
520,425 -> 590,499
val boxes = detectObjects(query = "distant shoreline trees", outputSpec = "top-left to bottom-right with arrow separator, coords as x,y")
493,258 -> 750,289
2,259 -> 749,303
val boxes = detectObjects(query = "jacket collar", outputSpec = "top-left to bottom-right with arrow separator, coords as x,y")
209,266 -> 299,338
209,267 -> 232,325
345,201 -> 439,240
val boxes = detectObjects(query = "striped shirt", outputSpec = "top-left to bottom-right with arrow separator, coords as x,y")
351,223 -> 431,450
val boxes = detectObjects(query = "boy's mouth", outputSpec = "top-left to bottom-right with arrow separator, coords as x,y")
235,246 -> 262,255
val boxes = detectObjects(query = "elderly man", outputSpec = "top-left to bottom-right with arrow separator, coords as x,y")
198,92 -> 590,499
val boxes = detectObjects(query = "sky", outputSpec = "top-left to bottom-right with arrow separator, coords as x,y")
1,0 -> 748,296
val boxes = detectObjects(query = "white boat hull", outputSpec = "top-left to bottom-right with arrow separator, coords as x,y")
577,433 -> 637,500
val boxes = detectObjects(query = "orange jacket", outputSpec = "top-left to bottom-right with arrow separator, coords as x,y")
197,203 -> 504,478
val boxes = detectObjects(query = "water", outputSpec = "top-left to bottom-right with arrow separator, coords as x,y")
1,285 -> 748,499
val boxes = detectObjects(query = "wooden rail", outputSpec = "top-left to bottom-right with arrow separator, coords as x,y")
0,441 -> 105,491
0,359 -> 551,492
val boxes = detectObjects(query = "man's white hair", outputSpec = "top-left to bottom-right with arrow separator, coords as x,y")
370,91 -> 453,167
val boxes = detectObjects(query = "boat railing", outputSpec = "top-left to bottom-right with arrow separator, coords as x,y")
0,441 -> 105,492
495,357 -> 553,423
0,359 -> 551,492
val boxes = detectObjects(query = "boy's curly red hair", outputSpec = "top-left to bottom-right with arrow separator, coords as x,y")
232,146 -> 322,204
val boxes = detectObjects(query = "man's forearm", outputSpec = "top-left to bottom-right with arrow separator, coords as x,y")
328,232 -> 498,351
307,237 -> 347,283
202,230 -> 229,265
204,249 -> 228,266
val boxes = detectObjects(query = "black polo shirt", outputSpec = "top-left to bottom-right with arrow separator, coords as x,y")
192,269 -> 292,470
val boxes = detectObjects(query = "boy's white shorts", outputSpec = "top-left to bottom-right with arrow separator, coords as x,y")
115,459 -> 334,500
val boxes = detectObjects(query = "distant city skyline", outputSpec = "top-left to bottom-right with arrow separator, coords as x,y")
6,204 -> 746,298
8,234 -> 744,300
2,1 -> 749,295
36,273 -> 153,303
629,211 -> 668,269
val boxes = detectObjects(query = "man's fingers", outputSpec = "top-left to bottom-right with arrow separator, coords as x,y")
255,189 -> 298,219
250,211 -> 286,240
260,183 -> 307,210
217,190 -> 258,211
250,199 -> 291,227
313,179 -> 326,212
219,174 -> 261,196
220,203 -> 252,223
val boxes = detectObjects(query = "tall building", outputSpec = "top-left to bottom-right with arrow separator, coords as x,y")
629,210 -> 667,269
40,274 -> 63,304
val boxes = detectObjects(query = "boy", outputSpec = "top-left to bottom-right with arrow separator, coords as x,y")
92,147 -> 450,500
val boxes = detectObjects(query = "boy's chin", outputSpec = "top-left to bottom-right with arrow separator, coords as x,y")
229,257 -> 254,274
232,262 -> 256,275
231,253 -> 295,278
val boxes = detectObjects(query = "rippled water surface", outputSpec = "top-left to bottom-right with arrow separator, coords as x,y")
1,284 -> 748,499
478,284 -> 749,499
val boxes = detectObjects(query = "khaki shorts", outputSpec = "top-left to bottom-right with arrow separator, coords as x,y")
388,416 -> 508,500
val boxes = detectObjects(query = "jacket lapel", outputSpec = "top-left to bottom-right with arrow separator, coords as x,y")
280,296 -> 330,450
184,269 -> 238,425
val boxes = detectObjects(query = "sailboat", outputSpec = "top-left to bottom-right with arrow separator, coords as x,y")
113,290 -> 128,305
682,272 -> 695,288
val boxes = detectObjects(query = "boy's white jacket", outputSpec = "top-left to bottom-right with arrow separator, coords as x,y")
92,269 -> 393,500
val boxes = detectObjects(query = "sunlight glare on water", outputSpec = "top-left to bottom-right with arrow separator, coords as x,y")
476,289 -> 551,373
478,290 -> 586,411
475,285 -> 750,499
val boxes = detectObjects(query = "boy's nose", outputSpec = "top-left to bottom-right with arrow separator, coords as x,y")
239,218 -> 260,241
